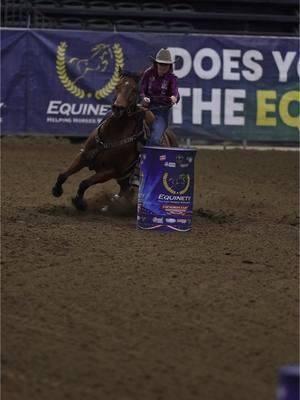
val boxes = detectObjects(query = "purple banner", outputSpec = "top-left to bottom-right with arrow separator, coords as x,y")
1,30 -> 27,133
1,28 -> 299,142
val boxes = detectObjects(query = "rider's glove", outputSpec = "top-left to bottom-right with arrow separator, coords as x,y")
170,96 -> 177,105
143,97 -> 151,106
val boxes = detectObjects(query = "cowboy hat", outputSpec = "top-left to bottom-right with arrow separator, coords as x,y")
150,48 -> 175,64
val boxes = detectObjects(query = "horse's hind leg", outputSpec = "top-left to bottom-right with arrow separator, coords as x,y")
117,177 -> 131,196
52,151 -> 86,197
72,169 -> 114,211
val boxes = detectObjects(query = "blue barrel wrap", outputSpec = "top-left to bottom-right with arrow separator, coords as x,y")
277,365 -> 300,400
137,146 -> 197,232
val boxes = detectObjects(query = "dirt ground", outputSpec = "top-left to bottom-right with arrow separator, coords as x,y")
1,136 -> 299,400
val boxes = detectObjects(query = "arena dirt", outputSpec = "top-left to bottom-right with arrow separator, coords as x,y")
1,137 -> 299,400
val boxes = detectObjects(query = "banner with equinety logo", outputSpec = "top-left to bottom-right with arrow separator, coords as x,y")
1,30 -> 28,133
1,29 -> 299,142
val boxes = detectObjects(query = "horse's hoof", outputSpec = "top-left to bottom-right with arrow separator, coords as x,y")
72,196 -> 87,211
110,194 -> 120,202
52,185 -> 63,197
100,205 -> 110,214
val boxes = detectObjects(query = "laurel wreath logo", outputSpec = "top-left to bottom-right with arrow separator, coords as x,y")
95,44 -> 124,100
163,173 -> 190,195
56,42 -> 85,98
56,42 -> 124,99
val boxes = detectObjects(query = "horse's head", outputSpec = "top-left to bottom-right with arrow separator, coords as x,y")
112,71 -> 140,118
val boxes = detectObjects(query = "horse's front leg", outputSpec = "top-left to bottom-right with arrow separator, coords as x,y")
52,129 -> 99,198
72,169 -> 115,211
52,151 -> 87,197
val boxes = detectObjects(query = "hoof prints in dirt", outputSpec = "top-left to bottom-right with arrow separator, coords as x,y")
278,213 -> 299,227
196,208 -> 235,224
37,205 -> 80,217
3,205 -> 90,226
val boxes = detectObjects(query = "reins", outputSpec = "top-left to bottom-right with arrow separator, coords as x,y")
128,101 -> 172,117
96,109 -> 145,150
96,127 -> 145,150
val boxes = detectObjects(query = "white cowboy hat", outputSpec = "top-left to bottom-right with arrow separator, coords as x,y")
150,48 -> 175,64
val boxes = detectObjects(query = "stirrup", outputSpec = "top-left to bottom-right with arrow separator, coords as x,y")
129,175 -> 140,187
136,142 -> 145,153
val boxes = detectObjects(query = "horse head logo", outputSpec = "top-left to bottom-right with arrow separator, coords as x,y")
163,172 -> 190,195
69,44 -> 113,84
56,42 -> 124,99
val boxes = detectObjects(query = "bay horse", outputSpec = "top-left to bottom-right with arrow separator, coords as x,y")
51,70 -> 178,211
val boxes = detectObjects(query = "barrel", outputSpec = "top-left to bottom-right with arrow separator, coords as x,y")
277,365 -> 300,400
137,146 -> 197,232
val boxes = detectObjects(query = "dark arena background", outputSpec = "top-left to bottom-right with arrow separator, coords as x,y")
1,1 -> 299,400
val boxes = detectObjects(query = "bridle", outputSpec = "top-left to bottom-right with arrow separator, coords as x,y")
112,77 -> 139,118
96,76 -> 145,149
96,74 -> 171,149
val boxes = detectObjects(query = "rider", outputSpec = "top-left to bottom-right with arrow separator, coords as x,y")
140,47 -> 180,146
128,48 -> 180,188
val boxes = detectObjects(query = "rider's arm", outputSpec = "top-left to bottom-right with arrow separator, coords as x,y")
169,75 -> 180,104
140,68 -> 151,100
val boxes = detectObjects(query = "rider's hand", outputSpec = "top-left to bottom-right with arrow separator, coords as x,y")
170,96 -> 177,105
142,97 -> 151,106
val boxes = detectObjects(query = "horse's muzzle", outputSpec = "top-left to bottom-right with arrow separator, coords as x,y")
112,105 -> 126,118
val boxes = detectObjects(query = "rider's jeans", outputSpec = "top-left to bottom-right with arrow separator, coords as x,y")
148,108 -> 170,146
